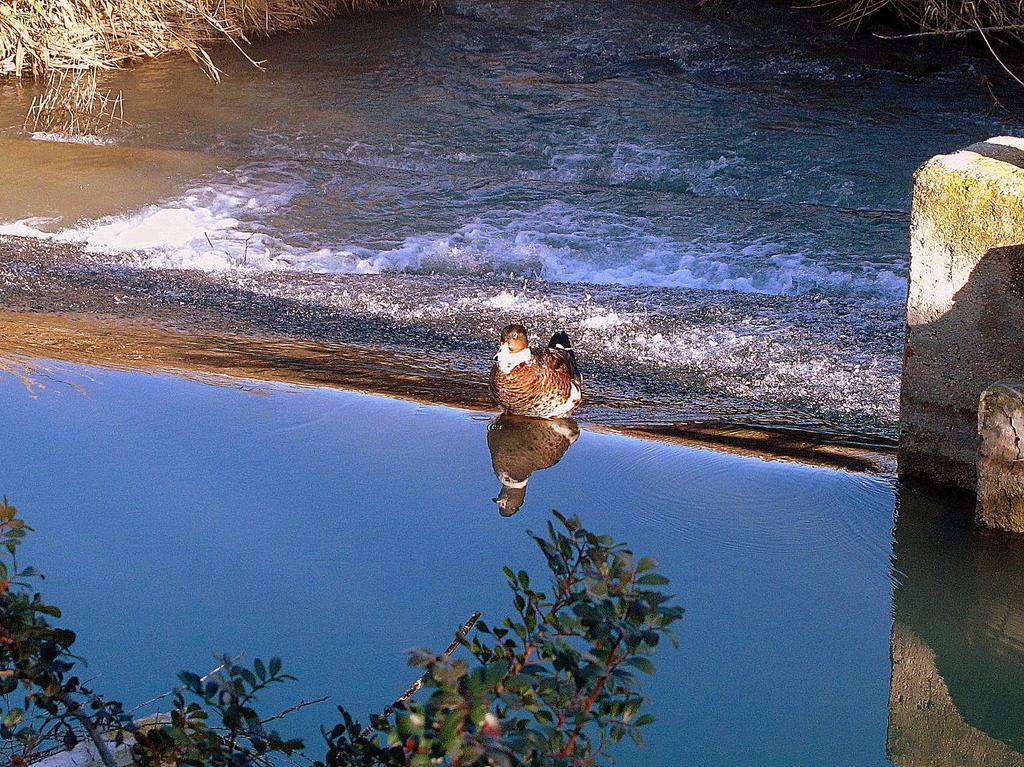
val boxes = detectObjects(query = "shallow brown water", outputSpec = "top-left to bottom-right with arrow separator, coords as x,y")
0,139 -> 216,226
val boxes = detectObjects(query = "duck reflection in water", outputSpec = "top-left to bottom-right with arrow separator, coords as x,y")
486,414 -> 579,516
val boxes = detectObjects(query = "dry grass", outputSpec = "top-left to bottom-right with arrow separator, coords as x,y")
27,68 -> 124,133
817,0 -> 1024,41
0,0 -> 437,132
812,0 -> 1024,89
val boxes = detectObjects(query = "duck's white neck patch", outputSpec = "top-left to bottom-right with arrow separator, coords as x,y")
498,471 -> 529,488
496,344 -> 532,373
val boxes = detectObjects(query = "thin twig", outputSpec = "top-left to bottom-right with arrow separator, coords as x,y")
872,23 -> 1024,39
54,694 -> 117,767
242,232 -> 255,266
984,78 -> 1021,119
260,696 -> 330,725
976,22 -> 1024,89
558,635 -> 622,757
127,653 -> 243,715
359,611 -> 482,738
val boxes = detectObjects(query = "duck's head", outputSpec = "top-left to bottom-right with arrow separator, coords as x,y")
498,323 -> 529,355
493,482 -> 528,517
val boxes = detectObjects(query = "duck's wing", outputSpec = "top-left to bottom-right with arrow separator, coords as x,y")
488,360 -> 500,403
536,347 -> 582,388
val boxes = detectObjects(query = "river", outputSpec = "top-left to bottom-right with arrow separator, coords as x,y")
0,0 -> 1019,441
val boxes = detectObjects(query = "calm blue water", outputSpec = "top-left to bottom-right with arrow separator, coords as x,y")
0,362 -> 921,766
4,2 -> 1024,760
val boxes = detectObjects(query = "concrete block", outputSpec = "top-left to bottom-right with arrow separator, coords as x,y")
977,380 -> 1024,531
900,136 -> 1024,491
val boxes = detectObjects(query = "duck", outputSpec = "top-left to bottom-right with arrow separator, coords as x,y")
489,323 -> 582,418
487,414 -> 580,516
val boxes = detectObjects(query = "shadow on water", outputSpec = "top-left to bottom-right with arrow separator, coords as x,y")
889,481 -> 1024,766
486,414 -> 579,516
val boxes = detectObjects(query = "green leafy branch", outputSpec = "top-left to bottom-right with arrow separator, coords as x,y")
1,500 -> 683,767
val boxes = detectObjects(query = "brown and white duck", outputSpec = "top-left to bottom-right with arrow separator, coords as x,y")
487,414 -> 580,516
488,324 -> 582,418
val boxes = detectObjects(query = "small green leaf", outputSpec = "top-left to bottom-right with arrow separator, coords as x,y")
625,656 -> 656,675
4,708 -> 24,728
637,573 -> 670,586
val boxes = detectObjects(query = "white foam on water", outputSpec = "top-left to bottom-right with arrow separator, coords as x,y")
579,311 -> 628,330
593,321 -> 900,424
0,178 -> 906,304
522,139 -> 739,192
350,207 -> 906,302
0,217 -> 63,237
0,196 -> 264,272
31,132 -> 116,145
0,174 -> 309,272
486,290 -> 520,309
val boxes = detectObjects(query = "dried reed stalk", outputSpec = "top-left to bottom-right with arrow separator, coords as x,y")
26,68 -> 124,134
1,0 -> 438,133
810,0 -> 1024,45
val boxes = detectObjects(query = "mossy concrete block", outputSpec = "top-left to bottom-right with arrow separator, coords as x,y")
977,380 -> 1024,532
900,136 -> 1024,491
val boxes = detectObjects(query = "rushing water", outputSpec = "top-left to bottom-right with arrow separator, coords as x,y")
5,364 -> 1024,766
0,0 -> 1021,440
